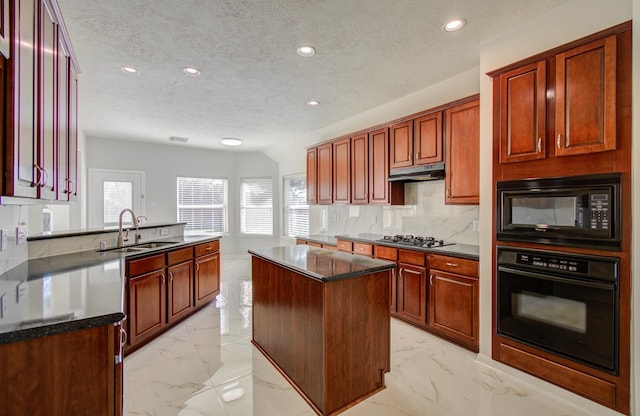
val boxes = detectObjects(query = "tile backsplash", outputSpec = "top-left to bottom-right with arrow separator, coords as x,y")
309,181 -> 479,245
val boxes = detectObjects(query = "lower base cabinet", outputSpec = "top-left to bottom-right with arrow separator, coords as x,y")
396,262 -> 428,325
0,322 -> 124,416
195,240 -> 221,307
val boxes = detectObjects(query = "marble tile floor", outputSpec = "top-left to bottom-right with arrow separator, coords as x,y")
124,254 -> 598,416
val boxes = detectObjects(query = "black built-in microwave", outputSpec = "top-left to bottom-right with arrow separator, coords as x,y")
496,173 -> 621,250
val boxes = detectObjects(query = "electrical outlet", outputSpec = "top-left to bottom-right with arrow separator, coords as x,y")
15,225 -> 27,245
160,228 -> 169,236
0,229 -> 7,251
473,220 -> 480,233
0,293 -> 6,319
16,281 -> 26,303
99,241 -> 107,250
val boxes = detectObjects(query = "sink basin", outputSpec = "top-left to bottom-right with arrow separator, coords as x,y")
134,241 -> 180,249
99,240 -> 181,253
106,247 -> 148,253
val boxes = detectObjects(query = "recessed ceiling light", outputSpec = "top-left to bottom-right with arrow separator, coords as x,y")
169,136 -> 189,143
443,18 -> 466,32
121,66 -> 139,75
306,100 -> 320,106
221,138 -> 242,146
296,46 -> 316,57
183,67 -> 201,76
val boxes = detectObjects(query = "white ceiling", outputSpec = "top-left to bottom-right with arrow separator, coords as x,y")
56,0 -> 569,152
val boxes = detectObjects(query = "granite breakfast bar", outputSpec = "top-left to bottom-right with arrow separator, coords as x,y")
249,245 -> 396,416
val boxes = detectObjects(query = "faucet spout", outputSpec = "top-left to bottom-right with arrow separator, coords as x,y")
117,209 -> 139,247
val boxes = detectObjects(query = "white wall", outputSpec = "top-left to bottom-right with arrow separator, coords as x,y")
85,136 -> 280,255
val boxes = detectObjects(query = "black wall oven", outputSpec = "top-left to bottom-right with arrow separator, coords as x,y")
497,246 -> 619,374
497,173 -> 621,250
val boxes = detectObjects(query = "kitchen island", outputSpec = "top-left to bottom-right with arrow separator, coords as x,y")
249,245 -> 396,416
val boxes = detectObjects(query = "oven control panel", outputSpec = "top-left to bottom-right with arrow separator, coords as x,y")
589,193 -> 610,231
516,253 -> 588,274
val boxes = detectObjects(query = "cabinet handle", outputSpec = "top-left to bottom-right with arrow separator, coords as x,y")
33,164 -> 42,187
120,328 -> 127,347
430,274 -> 434,285
557,134 -> 562,149
415,151 -> 419,160
446,262 -> 458,267
41,168 -> 49,187
161,274 -> 166,285
195,263 -> 200,272
537,137 -> 542,153
169,271 -> 174,283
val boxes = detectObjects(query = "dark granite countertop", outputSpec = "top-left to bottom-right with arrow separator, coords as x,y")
334,233 -> 479,260
27,222 -> 188,241
249,245 -> 396,282
0,234 -> 222,345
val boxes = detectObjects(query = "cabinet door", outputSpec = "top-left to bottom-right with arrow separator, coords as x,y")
368,128 -> 390,204
38,0 -> 57,199
390,120 -> 413,169
332,137 -> 350,204
397,263 -> 427,325
317,142 -> 333,204
306,147 -> 317,204
445,99 -> 479,204
10,0 -> 38,198
428,270 -> 478,349
67,61 -> 79,201
350,133 -> 368,204
128,270 -> 166,346
56,33 -> 70,200
414,112 -> 443,165
0,0 -> 8,58
167,261 -> 194,323
195,253 -> 220,307
499,61 -> 546,163
555,35 -> 616,157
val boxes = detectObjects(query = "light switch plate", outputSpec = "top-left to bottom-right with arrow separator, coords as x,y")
15,225 -> 27,245
160,228 -> 169,236
0,229 -> 7,251
0,293 -> 6,319
16,281 -> 27,303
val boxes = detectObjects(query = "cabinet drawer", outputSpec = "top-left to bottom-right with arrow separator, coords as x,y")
127,253 -> 165,277
167,246 -> 194,266
322,244 -> 337,250
336,240 -> 353,252
353,242 -> 373,256
308,241 -> 322,248
375,245 -> 398,261
296,239 -> 307,245
428,254 -> 478,277
195,240 -> 220,257
398,249 -> 426,266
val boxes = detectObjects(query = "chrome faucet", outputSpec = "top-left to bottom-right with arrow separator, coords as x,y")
117,209 -> 140,247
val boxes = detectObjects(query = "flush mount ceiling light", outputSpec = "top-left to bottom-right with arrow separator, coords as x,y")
306,100 -> 320,106
121,66 -> 139,75
169,136 -> 189,143
183,67 -> 201,76
221,138 -> 242,146
443,18 -> 466,32
296,46 -> 316,57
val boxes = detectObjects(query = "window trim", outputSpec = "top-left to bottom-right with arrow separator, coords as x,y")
176,176 -> 229,235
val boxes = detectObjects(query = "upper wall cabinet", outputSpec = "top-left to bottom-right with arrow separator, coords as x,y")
1,0 -> 79,201
332,137 -> 351,204
390,112 -> 443,169
554,35 -> 616,157
493,30 -> 620,167
445,99 -> 479,205
316,142 -> 333,204
0,0 -> 9,58
368,127 -> 403,205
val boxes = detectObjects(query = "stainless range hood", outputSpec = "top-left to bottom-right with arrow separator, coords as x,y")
387,163 -> 445,182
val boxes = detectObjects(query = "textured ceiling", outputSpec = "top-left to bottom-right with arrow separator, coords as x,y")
56,0 -> 569,152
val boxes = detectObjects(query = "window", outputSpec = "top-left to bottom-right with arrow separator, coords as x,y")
177,177 -> 228,234
240,177 -> 273,235
88,169 -> 144,228
283,174 -> 309,238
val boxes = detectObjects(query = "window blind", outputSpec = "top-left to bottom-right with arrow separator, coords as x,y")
283,174 -> 309,238
240,177 -> 273,235
177,177 -> 228,233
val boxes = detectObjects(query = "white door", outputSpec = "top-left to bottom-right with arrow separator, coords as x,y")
88,169 -> 145,228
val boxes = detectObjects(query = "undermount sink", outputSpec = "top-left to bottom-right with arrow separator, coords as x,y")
134,241 -> 180,249
105,247 -> 148,253
100,240 -> 181,253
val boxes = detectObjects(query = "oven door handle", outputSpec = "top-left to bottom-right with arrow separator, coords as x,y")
497,266 -> 614,290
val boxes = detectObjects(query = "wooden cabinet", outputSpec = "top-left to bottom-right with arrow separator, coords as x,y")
332,137 -> 351,203
195,240 -> 220,307
445,99 -> 479,204
127,254 -> 166,346
353,242 -> 373,257
375,245 -> 398,313
0,322 -> 124,416
317,142 -> 333,204
0,0 -> 8,58
396,249 -> 427,325
498,61 -> 547,163
306,147 -> 317,204
555,35 -> 616,157
390,120 -> 413,169
390,113 -> 442,169
350,133 -> 368,204
2,0 -> 79,200
369,127 -> 404,205
427,254 -> 479,351
336,239 -> 353,253
167,247 -> 195,323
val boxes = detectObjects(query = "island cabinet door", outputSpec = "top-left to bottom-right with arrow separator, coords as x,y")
128,269 -> 166,346
167,260 -> 194,323
195,252 -> 220,307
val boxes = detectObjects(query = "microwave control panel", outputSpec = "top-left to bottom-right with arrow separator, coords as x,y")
589,193 -> 610,230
